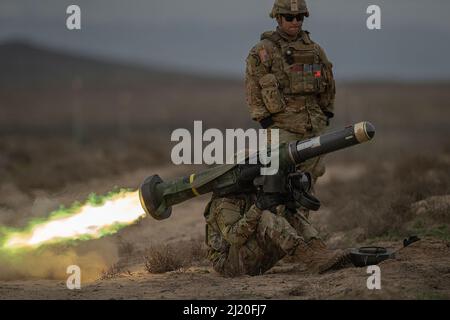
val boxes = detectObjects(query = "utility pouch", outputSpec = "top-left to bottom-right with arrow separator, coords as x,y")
259,73 -> 286,114
284,43 -> 325,94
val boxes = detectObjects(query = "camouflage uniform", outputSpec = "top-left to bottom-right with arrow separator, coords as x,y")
203,0 -> 345,277
245,1 -> 336,182
204,194 -> 320,276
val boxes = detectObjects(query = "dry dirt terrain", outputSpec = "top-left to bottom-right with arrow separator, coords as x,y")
1,238 -> 449,300
0,160 -> 449,300
0,42 -> 449,299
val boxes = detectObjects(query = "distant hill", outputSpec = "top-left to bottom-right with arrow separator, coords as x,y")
0,40 -> 249,135
0,40 -> 238,89
0,39 -> 448,159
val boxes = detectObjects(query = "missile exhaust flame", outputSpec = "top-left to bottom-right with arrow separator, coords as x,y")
0,190 -> 145,251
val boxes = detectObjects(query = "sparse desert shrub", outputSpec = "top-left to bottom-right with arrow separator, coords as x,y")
99,263 -> 123,280
144,245 -> 183,274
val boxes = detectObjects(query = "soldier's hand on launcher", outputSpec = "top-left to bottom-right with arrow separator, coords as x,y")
322,110 -> 334,126
255,190 -> 285,212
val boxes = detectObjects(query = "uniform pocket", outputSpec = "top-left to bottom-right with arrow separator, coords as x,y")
288,66 -> 305,94
307,102 -> 328,133
283,43 -> 324,95
214,198 -> 244,226
286,63 -> 322,94
206,224 -> 229,251
259,73 -> 285,114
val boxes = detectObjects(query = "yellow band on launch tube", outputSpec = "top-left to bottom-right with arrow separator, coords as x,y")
189,174 -> 201,196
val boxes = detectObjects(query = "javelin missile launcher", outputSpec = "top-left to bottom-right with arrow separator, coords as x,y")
139,122 -> 375,220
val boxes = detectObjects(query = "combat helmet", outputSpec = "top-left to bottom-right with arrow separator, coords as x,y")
270,0 -> 309,18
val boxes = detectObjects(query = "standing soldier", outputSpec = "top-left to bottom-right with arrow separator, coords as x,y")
245,0 -> 335,239
245,0 -> 335,185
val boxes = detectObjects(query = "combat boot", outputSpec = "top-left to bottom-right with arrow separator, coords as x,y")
293,239 -> 352,274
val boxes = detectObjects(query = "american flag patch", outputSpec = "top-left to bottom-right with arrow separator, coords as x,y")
258,48 -> 269,63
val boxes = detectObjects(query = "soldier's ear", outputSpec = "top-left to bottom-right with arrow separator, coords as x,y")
276,15 -> 282,26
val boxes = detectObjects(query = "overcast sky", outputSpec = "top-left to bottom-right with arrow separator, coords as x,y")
1,0 -> 450,80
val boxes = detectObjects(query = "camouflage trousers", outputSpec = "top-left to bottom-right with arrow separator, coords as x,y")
215,207 -> 320,277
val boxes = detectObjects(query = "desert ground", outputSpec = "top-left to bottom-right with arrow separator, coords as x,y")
0,42 -> 449,299
1,162 -> 449,300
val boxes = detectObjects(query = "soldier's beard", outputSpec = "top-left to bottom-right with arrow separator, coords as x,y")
281,26 -> 301,37
287,26 -> 300,35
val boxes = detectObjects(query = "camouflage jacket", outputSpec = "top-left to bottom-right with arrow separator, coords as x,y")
204,195 -> 261,271
245,27 -> 336,134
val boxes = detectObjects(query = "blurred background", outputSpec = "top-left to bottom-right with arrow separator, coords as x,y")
0,0 -> 449,257
1,0 -> 449,188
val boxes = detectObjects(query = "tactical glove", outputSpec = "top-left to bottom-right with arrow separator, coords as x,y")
322,110 -> 334,126
255,191 -> 284,211
259,116 -> 274,129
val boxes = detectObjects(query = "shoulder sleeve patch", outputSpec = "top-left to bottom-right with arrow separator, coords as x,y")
258,48 -> 269,64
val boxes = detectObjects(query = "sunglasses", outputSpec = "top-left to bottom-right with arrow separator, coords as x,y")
282,14 -> 305,22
